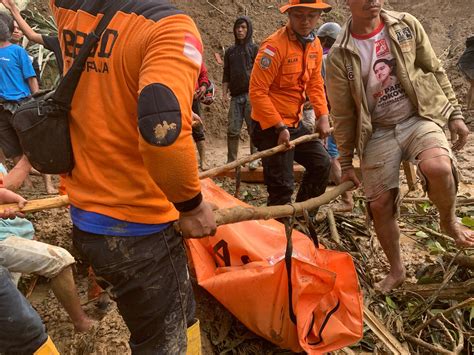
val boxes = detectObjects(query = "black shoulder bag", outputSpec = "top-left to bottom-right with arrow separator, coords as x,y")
12,1 -> 126,174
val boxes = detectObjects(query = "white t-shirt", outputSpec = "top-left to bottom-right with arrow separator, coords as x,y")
352,23 -> 416,126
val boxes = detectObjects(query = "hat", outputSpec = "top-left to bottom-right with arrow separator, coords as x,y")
280,0 -> 332,14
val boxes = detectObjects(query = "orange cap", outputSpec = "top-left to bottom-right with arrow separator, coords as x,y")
280,0 -> 332,14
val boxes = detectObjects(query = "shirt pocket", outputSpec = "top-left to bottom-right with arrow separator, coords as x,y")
279,64 -> 301,88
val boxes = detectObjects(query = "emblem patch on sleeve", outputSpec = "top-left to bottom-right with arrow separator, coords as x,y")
260,56 -> 272,70
138,84 -> 182,147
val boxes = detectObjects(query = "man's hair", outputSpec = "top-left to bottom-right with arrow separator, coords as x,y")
0,12 -> 14,35
373,58 -> 396,75
0,19 -> 11,42
234,18 -> 247,28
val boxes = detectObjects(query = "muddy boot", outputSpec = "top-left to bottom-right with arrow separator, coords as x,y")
187,320 -> 202,355
227,137 -> 239,163
34,337 -> 59,355
196,141 -> 209,171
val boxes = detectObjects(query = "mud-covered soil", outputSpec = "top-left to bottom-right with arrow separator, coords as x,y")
14,0 -> 474,354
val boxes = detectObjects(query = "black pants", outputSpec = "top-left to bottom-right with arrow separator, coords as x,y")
73,225 -> 195,354
0,106 -> 23,159
192,99 -> 205,142
251,121 -> 330,206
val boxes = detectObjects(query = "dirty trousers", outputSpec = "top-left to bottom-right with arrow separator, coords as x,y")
0,266 -> 48,353
251,121 -> 331,206
73,225 -> 195,354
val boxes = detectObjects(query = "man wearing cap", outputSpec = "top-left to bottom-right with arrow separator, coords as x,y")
326,0 -> 473,293
249,0 -> 332,207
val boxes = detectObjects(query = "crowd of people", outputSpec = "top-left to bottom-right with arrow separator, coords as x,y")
0,0 -> 472,353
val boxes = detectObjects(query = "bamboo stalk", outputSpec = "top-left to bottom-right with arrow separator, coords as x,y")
0,195 -> 70,214
199,131 -> 327,180
364,306 -> 409,355
0,182 -> 354,228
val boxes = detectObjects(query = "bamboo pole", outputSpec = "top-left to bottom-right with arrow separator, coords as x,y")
0,195 -> 69,214
0,182 -> 355,227
199,131 -> 328,180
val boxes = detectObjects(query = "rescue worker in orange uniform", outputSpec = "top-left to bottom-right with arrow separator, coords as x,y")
250,0 -> 332,206
49,0 -> 216,353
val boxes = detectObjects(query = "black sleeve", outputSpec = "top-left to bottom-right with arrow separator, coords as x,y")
251,44 -> 259,64
32,57 -> 41,84
42,35 -> 64,74
222,48 -> 230,83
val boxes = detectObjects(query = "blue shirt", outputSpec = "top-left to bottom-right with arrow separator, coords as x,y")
0,164 -> 35,242
0,44 -> 36,101
70,205 -> 171,237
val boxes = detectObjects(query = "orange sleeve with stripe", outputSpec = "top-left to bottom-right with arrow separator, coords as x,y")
249,40 -> 284,129
306,42 -> 329,118
138,16 -> 202,208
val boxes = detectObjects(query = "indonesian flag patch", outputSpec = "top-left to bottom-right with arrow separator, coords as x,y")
184,33 -> 203,67
263,45 -> 276,57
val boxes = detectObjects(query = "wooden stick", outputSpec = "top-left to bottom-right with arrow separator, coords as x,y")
403,333 -> 453,355
398,279 -> 474,301
327,209 -> 341,244
0,195 -> 70,214
214,181 -> 354,226
199,131 -> 327,180
443,253 -> 474,270
411,297 -> 474,334
0,181 -> 354,228
364,306 -> 409,355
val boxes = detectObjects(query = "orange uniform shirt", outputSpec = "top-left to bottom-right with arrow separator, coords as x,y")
250,24 -> 329,129
50,1 -> 203,224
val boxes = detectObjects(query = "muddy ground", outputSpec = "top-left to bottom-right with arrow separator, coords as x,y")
14,0 -> 474,354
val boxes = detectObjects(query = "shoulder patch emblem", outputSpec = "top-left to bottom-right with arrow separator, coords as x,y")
395,27 -> 413,44
260,56 -> 272,70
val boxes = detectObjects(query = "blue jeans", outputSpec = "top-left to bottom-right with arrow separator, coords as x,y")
0,266 -> 48,354
227,93 -> 253,139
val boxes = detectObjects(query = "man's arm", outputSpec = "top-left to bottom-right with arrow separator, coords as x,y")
1,0 -> 44,45
222,82 -> 229,101
306,41 -> 330,138
249,40 -> 284,130
2,156 -> 31,191
137,15 -> 216,237
0,188 -> 26,219
222,49 -> 230,102
410,15 -> 463,121
195,62 -> 210,100
325,52 -> 358,172
28,77 -> 39,95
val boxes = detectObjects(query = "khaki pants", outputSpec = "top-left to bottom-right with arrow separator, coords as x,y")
0,236 -> 75,281
361,116 -> 456,202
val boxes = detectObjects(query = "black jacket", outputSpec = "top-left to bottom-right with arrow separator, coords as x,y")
222,16 -> 258,97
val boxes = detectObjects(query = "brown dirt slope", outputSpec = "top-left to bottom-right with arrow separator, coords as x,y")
173,0 -> 474,138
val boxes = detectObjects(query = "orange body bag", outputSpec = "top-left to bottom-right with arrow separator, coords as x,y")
187,180 -> 363,353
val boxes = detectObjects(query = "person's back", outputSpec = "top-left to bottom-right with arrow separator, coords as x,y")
50,1 -> 216,352
51,1 -> 202,223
